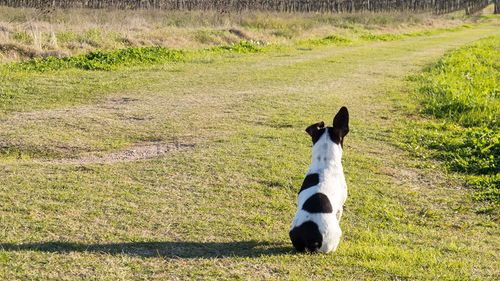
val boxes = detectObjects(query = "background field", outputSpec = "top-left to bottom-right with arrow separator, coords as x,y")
0,5 -> 491,63
0,5 -> 499,280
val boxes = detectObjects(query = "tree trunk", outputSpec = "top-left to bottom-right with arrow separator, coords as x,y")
495,0 -> 500,14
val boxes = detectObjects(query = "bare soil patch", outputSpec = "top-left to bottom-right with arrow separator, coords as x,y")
54,141 -> 195,164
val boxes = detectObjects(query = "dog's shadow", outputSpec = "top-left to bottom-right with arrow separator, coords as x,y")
0,240 -> 292,259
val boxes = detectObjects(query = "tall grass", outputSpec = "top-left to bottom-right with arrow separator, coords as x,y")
418,37 -> 499,127
410,36 -> 499,209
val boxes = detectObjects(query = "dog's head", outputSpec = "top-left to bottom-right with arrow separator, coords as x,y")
305,107 -> 349,163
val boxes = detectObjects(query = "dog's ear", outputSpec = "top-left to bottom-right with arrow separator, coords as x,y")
305,121 -> 325,144
305,121 -> 325,137
331,107 -> 349,144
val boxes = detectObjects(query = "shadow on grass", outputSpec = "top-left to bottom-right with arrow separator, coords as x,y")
0,240 -> 292,259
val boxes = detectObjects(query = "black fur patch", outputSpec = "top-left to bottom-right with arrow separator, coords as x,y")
299,173 -> 319,194
289,221 -> 323,252
310,128 -> 325,144
302,193 -> 333,213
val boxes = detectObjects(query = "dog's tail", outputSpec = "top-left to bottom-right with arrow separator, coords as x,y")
289,221 -> 322,252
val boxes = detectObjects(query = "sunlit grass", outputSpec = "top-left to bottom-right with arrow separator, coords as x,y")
406,36 -> 499,210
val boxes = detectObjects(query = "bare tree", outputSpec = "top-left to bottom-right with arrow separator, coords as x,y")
0,0 -> 492,14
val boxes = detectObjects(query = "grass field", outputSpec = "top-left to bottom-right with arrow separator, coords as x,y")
0,9 -> 499,280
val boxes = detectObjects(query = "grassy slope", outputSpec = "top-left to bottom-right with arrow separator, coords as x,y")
0,23 -> 499,279
405,36 -> 499,212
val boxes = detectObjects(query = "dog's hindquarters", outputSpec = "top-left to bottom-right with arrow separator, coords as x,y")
319,218 -> 342,253
289,220 -> 323,252
289,212 -> 342,253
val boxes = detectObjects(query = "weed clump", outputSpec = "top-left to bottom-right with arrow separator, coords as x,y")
210,40 -> 265,53
300,35 -> 352,47
360,33 -> 402,41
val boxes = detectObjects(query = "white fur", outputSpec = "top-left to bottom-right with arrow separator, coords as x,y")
290,130 -> 348,253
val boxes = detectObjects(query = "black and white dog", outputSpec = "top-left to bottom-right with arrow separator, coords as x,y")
289,107 -> 349,253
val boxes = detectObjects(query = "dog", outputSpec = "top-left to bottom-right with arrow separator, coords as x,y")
289,106 -> 349,253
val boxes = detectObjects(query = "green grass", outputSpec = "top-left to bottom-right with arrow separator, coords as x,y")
5,41 -> 268,72
10,47 -> 187,71
405,36 -> 499,211
0,21 -> 499,280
